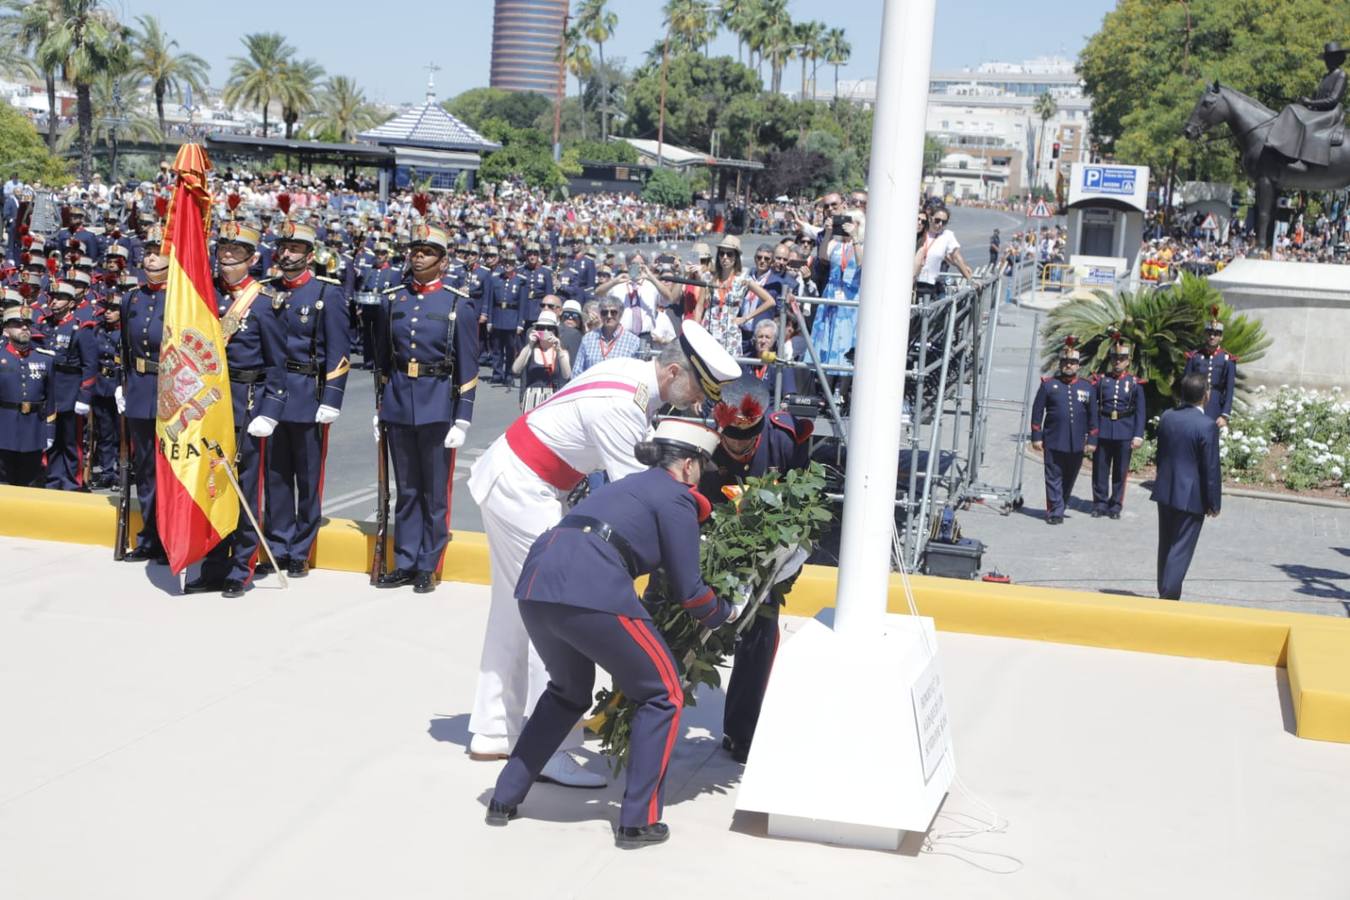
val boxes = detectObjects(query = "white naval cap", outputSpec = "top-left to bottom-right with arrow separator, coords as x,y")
679,319 -> 742,402
652,416 -> 720,459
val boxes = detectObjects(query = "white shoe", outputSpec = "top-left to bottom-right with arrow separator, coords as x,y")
537,751 -> 607,789
468,733 -> 512,760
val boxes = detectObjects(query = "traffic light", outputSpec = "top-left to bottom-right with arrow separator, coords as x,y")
1052,142 -> 1061,159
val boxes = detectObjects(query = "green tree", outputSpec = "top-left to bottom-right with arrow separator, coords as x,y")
36,0 -> 130,183
478,124 -> 567,192
822,26 -> 850,100
575,0 -> 618,139
278,57 -> 323,139
1031,91 -> 1057,192
14,0 -> 65,151
795,20 -> 825,100
624,52 -> 761,152
663,0 -> 716,56
0,99 -> 68,183
445,87 -> 552,132
305,75 -> 381,143
923,134 -> 945,178
562,25 -> 593,139
641,166 -> 693,207
129,15 -> 207,149
718,0 -> 759,66
751,0 -> 795,94
1079,0 -> 1350,184
225,32 -> 294,138
566,137 -> 638,163
0,1 -> 37,80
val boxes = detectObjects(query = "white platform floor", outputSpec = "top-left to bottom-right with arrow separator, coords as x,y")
2,535 -> 1349,899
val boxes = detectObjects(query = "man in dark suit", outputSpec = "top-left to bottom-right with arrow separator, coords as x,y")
1151,372 -> 1222,600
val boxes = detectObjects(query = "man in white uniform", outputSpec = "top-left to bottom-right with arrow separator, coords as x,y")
466,321 -> 740,787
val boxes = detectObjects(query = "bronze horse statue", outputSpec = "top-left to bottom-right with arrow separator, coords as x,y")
1183,81 -> 1349,247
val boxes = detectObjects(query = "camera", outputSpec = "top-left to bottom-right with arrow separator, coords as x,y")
831,214 -> 852,237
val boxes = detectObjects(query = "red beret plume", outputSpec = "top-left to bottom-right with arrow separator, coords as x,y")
712,393 -> 765,428
227,192 -> 241,212
1210,304 -> 1220,318
18,224 -> 28,237
412,192 -> 430,217
276,193 -> 291,215
154,194 -> 168,219
1064,335 -> 1076,348
1109,328 -> 1122,342
20,251 -> 30,266
46,257 -> 58,277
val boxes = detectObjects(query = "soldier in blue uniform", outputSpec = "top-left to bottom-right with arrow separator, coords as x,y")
118,232 -> 169,562
486,418 -> 742,849
698,375 -> 812,762
1182,306 -> 1237,427
563,239 -> 596,300
32,280 -> 97,490
260,219 -> 351,579
54,206 -> 102,261
1091,333 -> 1146,519
519,242 -> 554,329
355,241 -> 401,369
186,221 -> 288,598
372,223 -> 478,594
461,241 -> 495,324
487,249 -> 523,386
0,302 -> 56,486
1030,337 -> 1098,524
89,289 -> 125,488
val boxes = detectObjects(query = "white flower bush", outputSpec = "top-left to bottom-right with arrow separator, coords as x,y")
1222,386 -> 1350,493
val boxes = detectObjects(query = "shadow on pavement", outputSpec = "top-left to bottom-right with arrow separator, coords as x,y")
139,560 -> 181,596
1274,563 -> 1350,602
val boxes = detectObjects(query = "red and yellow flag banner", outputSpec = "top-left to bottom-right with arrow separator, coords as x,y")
154,144 -> 238,573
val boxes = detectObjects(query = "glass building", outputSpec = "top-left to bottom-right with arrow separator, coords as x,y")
490,0 -> 568,96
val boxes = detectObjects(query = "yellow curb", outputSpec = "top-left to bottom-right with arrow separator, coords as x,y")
3,484 -> 1348,743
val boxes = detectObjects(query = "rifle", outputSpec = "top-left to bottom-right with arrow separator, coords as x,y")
370,365 -> 390,584
81,408 -> 95,489
114,406 -> 130,560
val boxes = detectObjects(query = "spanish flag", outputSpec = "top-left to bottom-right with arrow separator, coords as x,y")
154,144 -> 238,573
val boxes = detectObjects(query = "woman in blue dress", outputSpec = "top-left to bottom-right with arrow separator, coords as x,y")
810,211 -> 863,368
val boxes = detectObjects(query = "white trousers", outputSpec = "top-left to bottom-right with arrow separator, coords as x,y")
468,464 -> 582,750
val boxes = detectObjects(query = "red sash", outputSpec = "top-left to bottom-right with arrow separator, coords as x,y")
504,379 -> 642,490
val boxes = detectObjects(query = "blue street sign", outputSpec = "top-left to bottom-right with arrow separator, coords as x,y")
1081,166 -> 1136,196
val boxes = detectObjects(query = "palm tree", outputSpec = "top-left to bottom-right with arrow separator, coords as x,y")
129,15 -> 207,148
822,27 -> 850,100
795,20 -> 825,100
15,0 -> 65,151
719,0 -> 759,65
58,71 -> 159,181
575,0 -> 617,140
754,0 -> 795,94
35,0 -> 130,182
1032,91 -> 1058,194
0,2 -> 38,80
562,25 -> 592,140
304,75 -> 380,143
225,32 -> 294,137
663,0 -> 712,55
278,57 -> 323,139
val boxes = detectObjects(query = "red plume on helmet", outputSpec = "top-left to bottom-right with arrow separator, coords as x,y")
1064,335 -> 1076,348
712,393 -> 765,429
1210,304 -> 1220,319
1109,328 -> 1122,342
46,256 -> 58,277
227,193 -> 242,213
276,193 -> 291,215
153,194 -> 168,219
412,192 -> 430,217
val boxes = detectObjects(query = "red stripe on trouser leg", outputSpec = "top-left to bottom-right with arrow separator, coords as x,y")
308,423 -> 329,566
75,416 -> 85,487
621,615 -> 685,825
245,437 -> 267,584
436,448 -> 456,574
623,620 -> 680,825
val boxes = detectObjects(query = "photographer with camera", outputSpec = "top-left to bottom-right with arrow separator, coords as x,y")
511,308 -> 571,411
810,207 -> 863,369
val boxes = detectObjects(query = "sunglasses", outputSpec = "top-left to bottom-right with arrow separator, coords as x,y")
601,310 -> 620,319
755,255 -> 772,262
717,249 -> 737,257
932,218 -> 949,225
541,302 -> 561,310
1059,358 -> 1081,365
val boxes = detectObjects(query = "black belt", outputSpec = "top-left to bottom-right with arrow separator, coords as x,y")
495,302 -> 514,309
98,366 -> 119,378
133,356 -> 158,374
398,359 -> 453,378
557,515 -> 639,579
0,399 -> 44,413
230,368 -> 266,384
1104,408 -> 1136,421
285,360 -> 319,376
53,362 -> 81,374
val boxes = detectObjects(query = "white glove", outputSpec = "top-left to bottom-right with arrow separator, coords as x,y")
315,404 -> 341,424
114,385 -> 126,414
247,415 -> 277,438
46,438 -> 54,451
725,581 -> 754,624
372,414 -> 381,442
773,546 -> 810,585
74,401 -> 90,416
444,419 -> 470,449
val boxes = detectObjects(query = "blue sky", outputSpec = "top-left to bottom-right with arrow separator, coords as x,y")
116,0 -> 1118,106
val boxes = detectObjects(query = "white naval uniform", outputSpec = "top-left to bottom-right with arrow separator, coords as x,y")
466,358 -> 663,744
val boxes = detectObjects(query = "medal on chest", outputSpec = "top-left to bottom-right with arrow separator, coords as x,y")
298,305 -> 311,325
